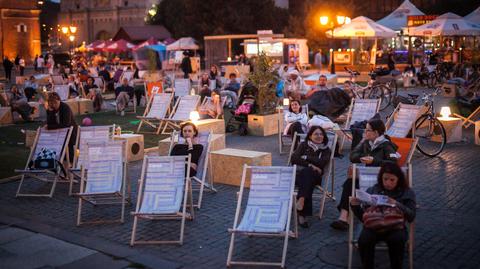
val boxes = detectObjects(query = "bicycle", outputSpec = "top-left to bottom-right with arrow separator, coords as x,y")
397,87 -> 447,157
344,67 -> 393,111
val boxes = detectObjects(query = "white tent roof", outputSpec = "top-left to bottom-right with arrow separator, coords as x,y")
166,37 -> 199,51
377,0 -> 424,31
465,6 -> 480,24
409,12 -> 480,36
326,16 -> 396,38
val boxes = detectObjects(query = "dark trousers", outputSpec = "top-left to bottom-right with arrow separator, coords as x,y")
5,68 -> 12,81
287,121 -> 304,137
24,87 -> 37,101
338,177 -> 359,211
134,86 -> 144,106
183,72 -> 189,79
296,167 -> 322,216
358,228 -> 407,269
20,66 -> 25,76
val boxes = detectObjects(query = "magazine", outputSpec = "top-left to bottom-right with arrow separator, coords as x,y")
355,189 -> 394,206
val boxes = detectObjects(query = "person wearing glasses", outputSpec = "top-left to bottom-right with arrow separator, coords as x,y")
330,118 -> 399,231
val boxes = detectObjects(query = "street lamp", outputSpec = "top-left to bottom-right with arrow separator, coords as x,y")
60,25 -> 78,55
320,15 -> 351,74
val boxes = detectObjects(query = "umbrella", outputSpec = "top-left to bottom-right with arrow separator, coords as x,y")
132,37 -> 158,51
326,16 -> 396,39
93,40 -> 114,52
377,0 -> 425,31
105,39 -> 135,53
85,40 -> 103,51
464,6 -> 480,24
146,44 -> 167,52
409,12 -> 480,36
166,37 -> 199,51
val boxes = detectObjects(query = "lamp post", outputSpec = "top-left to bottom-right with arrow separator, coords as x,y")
61,25 -> 77,55
320,15 -> 351,74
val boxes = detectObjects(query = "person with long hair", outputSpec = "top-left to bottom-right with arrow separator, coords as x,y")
283,99 -> 308,138
350,162 -> 416,269
331,118 -> 399,231
291,126 -> 332,227
170,122 -> 204,177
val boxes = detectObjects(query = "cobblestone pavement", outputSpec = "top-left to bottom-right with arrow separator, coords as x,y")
1,89 -> 480,268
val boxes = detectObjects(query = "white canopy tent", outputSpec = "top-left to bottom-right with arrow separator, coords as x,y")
409,12 -> 480,36
465,6 -> 480,24
326,16 -> 397,39
166,37 -> 199,51
377,0 -> 425,31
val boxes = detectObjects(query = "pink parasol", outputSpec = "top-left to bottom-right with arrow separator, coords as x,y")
105,39 -> 135,53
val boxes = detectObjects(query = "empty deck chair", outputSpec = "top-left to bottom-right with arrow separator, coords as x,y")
15,127 -> 73,197
130,155 -> 194,245
278,104 -> 308,154
136,92 -> 173,134
286,130 -> 338,218
454,106 -> 480,128
386,103 -> 423,138
53,85 -> 70,101
199,96 -> 227,119
161,95 -> 201,134
226,165 -> 298,268
76,141 -> 129,225
69,125 -> 115,195
168,130 -> 214,209
51,75 -> 65,85
339,99 -> 381,152
348,165 -> 414,269
144,81 -> 163,99
92,77 -> 106,93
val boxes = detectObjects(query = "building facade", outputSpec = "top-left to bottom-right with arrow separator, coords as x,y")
58,0 -> 160,47
0,0 -> 41,63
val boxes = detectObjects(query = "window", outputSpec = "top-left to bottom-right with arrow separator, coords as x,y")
17,24 -> 27,33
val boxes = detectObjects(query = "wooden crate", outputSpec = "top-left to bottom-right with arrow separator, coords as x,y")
441,83 -> 456,98
475,121 -> 480,146
0,107 -> 13,125
209,148 -> 271,187
158,133 -> 226,156
64,100 -> 79,116
25,130 -> 37,148
78,98 -> 94,114
113,134 -> 144,162
247,113 -> 279,136
432,117 -> 462,143
195,119 -> 225,134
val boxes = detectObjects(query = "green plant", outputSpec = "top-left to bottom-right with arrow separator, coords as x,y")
147,49 -> 157,72
248,52 -> 279,115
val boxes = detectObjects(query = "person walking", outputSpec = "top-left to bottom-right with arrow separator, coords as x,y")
314,49 -> 322,72
180,51 -> 192,79
33,54 -> 38,72
3,57 -> 14,82
37,55 -> 45,73
19,56 -> 25,76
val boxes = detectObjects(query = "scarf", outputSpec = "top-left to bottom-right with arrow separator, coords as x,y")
368,135 -> 389,151
307,140 -> 327,152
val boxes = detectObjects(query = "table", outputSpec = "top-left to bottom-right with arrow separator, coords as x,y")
209,148 -> 271,187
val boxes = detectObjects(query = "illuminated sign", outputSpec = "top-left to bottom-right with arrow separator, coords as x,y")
407,15 -> 438,27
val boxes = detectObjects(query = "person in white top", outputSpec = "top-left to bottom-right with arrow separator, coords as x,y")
19,57 -> 26,76
37,55 -> 45,73
284,70 -> 309,100
284,99 -> 308,138
47,54 -> 55,75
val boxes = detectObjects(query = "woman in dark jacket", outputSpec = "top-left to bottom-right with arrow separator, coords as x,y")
291,125 -> 332,227
351,162 -> 416,269
170,122 -> 204,177
331,118 -> 399,230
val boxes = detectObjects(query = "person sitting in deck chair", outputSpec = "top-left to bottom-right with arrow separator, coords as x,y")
199,90 -> 223,119
115,77 -> 134,116
170,122 -> 204,177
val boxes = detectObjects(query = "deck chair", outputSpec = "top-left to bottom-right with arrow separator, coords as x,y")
53,85 -> 70,101
390,137 -> 418,185
92,77 -> 106,93
199,96 -> 227,119
286,130 -> 338,219
386,103 -> 424,138
144,81 -> 163,99
76,141 -> 129,225
168,130 -> 215,209
226,165 -> 298,268
51,75 -> 65,85
15,127 -> 73,198
69,125 -> 115,195
339,98 -> 381,152
454,107 -> 480,128
112,69 -> 123,83
278,104 -> 308,154
130,155 -> 194,245
136,92 -> 173,134
348,165 -> 414,269
160,95 -> 201,134
174,78 -> 192,97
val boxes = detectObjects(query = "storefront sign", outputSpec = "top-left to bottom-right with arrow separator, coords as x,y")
407,15 -> 438,27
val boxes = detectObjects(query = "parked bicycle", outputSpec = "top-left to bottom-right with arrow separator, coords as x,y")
344,67 -> 394,111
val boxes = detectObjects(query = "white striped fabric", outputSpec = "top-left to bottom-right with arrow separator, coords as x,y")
386,104 -> 422,138
33,128 -> 70,161
171,95 -> 200,121
146,93 -> 171,119
76,126 -> 112,169
350,99 -> 379,125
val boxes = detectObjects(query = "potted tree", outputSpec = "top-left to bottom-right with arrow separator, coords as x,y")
247,52 -> 280,136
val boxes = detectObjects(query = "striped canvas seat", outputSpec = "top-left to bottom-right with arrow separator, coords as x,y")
32,128 -> 70,162
75,126 -> 113,169
386,103 -> 423,138
161,95 -> 200,134
350,99 -> 380,125
137,92 -> 173,134
278,104 -> 308,154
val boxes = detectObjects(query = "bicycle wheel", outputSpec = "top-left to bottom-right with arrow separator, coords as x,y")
414,114 -> 446,157
369,84 -> 391,111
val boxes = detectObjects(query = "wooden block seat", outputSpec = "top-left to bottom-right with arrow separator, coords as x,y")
432,117 -> 463,143
247,113 -> 279,136
209,148 -> 271,187
113,134 -> 144,162
195,119 -> 225,134
158,133 -> 226,156
0,107 -> 13,125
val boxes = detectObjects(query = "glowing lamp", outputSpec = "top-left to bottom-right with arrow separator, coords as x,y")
69,35 -> 75,42
320,16 -> 329,26
227,57 -> 232,61
148,8 -> 157,16
283,98 -> 290,106
337,16 -> 345,25
190,88 -> 196,95
440,106 -> 452,118
345,17 -> 351,24
69,26 -> 77,34
189,111 -> 200,122
61,26 -> 68,34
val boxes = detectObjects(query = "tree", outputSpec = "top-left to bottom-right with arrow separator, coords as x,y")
248,52 -> 279,115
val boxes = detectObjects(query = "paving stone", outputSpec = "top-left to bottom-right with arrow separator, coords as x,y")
57,253 -> 130,269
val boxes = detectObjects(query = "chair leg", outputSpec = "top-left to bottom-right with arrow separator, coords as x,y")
130,216 -> 138,246
348,199 -> 354,269
293,194 -> 298,238
197,175 -> 205,209
48,175 -> 58,198
280,228 -> 290,268
188,179 -> 195,219
68,173 -> 74,196
76,197 -> 83,226
226,233 -> 236,266
15,175 -> 26,197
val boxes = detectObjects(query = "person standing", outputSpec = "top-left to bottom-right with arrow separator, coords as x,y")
387,49 -> 396,71
19,56 -> 26,76
180,51 -> 192,79
37,55 -> 45,73
47,54 -> 55,75
33,55 -> 39,72
3,57 -> 14,82
314,49 -> 322,72
14,55 -> 20,73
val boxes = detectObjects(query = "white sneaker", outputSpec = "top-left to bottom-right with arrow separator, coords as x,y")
120,111 -> 125,117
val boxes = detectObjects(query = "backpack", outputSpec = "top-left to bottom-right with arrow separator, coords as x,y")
31,147 -> 57,170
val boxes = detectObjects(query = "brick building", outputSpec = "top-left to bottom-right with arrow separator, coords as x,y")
0,0 -> 41,63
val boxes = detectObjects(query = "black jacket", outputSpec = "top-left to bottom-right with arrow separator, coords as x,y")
180,57 -> 192,74
291,141 -> 331,174
350,136 -> 398,167
46,102 -> 77,130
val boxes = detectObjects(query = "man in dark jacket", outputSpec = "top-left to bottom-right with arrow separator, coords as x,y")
115,77 -> 134,115
3,57 -> 14,82
180,51 -> 192,79
46,92 -> 77,162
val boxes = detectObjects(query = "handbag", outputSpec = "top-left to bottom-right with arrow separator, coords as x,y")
362,205 -> 405,232
31,147 -> 57,170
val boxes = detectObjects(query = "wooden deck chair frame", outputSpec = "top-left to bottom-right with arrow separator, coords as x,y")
76,141 -> 130,226
278,104 -> 309,154
286,131 -> 338,219
453,106 -> 480,128
69,125 -> 115,195
136,92 -> 173,134
385,103 -> 425,138
226,165 -> 298,268
168,130 -> 215,209
160,95 -> 201,134
200,96 -> 227,119
339,98 -> 381,153
347,164 -> 415,269
130,155 -> 194,245
15,127 -> 73,198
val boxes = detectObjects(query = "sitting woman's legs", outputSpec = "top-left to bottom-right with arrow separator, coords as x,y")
358,228 -> 378,269
287,121 -> 304,137
296,167 -> 321,217
385,229 -> 407,269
